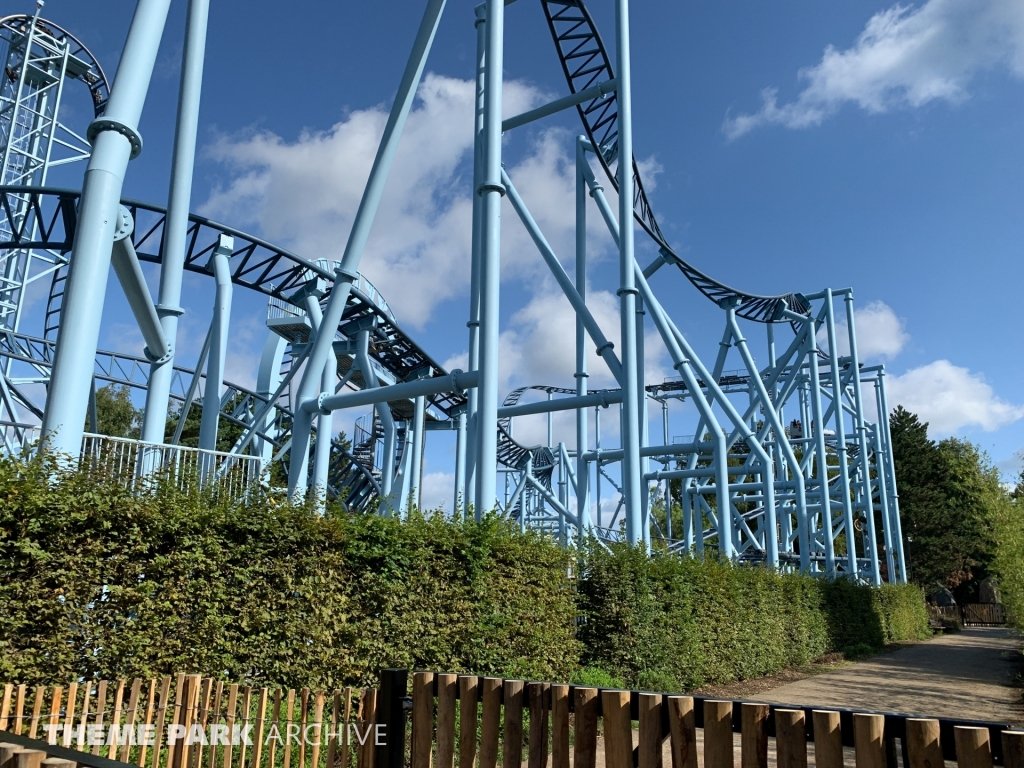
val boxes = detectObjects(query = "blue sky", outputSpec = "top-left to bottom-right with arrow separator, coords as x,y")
25,0 -> 1024,504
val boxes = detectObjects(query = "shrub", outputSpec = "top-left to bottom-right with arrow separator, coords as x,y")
0,453 -> 930,691
576,541 -> 930,692
0,452 -> 579,687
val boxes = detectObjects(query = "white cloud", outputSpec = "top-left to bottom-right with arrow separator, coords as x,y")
818,300 -> 908,360
887,359 -> 1024,433
419,470 -> 454,512
996,450 -> 1023,481
202,74 -> 546,329
202,72 -> 655,331
724,0 -> 1024,139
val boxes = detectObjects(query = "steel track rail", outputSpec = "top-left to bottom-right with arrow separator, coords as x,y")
0,14 -> 111,115
0,186 -> 452,399
539,0 -> 810,323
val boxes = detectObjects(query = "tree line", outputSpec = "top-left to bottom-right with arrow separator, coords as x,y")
890,405 -> 1022,609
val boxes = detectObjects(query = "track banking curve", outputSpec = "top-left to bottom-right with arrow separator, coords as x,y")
539,0 -> 811,322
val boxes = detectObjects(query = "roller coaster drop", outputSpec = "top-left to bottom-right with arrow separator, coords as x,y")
0,0 -> 907,584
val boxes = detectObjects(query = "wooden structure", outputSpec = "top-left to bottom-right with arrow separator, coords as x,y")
4,670 -> 1024,768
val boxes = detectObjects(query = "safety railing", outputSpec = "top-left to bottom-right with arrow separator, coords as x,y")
0,421 -> 38,454
266,295 -> 306,322
80,434 -> 260,498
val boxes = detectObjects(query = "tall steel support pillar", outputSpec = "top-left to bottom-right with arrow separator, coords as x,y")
304,295 -> 335,503
141,0 -> 211,445
637,298 -> 650,549
198,237 -> 233,476
575,136 -> 590,541
287,0 -> 447,500
661,401 -> 670,540
823,290 -> 858,574
41,0 -> 173,455
878,369 -> 907,582
465,4 -> 487,509
472,0 -> 504,515
410,394 -> 426,508
454,410 -> 467,516
871,416 -> 896,582
804,314 -> 837,577
613,0 -> 644,544
255,333 -> 287,472
844,293 -> 882,585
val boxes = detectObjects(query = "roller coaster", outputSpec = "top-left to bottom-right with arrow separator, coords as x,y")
0,0 -> 907,584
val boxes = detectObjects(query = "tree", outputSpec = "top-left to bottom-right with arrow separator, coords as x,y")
87,384 -> 141,438
889,405 -> 1001,595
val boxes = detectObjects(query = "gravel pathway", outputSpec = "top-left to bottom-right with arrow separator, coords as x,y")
751,627 -> 1023,724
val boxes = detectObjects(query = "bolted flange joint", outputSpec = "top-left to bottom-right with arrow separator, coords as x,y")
111,206 -> 134,242
144,343 -> 174,366
476,181 -> 506,197
87,118 -> 143,160
317,392 -> 331,415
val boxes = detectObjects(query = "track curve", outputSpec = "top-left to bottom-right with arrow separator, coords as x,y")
539,0 -> 810,322
0,14 -> 110,115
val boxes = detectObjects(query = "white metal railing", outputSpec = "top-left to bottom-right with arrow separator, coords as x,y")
265,267 -> 397,327
0,421 -> 39,454
80,433 -> 261,498
266,295 -> 306,322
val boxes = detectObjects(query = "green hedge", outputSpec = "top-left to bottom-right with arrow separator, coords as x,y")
991,493 -> 1024,629
576,543 -> 930,691
0,453 -> 579,688
0,454 -> 930,690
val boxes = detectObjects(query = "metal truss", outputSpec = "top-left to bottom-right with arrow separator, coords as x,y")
0,12 -> 108,338
0,0 -> 906,585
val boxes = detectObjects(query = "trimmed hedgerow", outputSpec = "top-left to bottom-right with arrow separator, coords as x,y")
576,542 -> 930,692
0,453 -> 928,691
0,452 -> 579,688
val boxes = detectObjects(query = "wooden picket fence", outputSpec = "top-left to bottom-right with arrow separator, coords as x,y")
962,604 -> 1007,627
397,671 -> 1024,768
0,675 -> 378,768
5,670 -> 1024,768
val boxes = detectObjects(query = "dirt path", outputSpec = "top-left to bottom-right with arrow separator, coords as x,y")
749,627 -> 1023,724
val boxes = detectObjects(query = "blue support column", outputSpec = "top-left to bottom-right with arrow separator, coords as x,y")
465,4 -> 486,508
454,409 -> 467,517
255,333 -> 286,473
878,369 -> 907,583
661,400 -> 671,541
575,137 -> 590,542
410,394 -> 425,508
637,297 -> 650,549
804,315 -> 837,578
595,405 -> 602,529
473,0 -> 505,516
287,0 -> 447,499
353,329 -> 397,514
304,294 -> 335,506
198,236 -> 234,479
41,0 -> 173,454
823,289 -> 858,576
613,0 -> 644,545
845,293 -> 882,585
141,0 -> 210,446
871,413 -> 896,582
